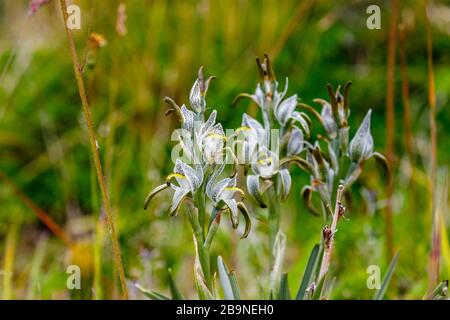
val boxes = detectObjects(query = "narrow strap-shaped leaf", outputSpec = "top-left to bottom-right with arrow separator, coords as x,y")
296,244 -> 321,300
373,251 -> 400,300
204,208 -> 221,248
217,256 -> 235,300
135,284 -> 170,300
269,231 -> 286,299
322,276 -> 336,300
193,236 -> 215,300
168,269 -> 185,300
228,271 -> 241,300
278,273 -> 291,300
312,273 -> 326,300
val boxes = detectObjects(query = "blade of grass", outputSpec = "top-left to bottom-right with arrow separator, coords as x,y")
440,217 -> 450,280
228,271 -> 241,300
279,273 -> 291,300
26,235 -> 48,300
384,0 -> 399,263
398,25 -> 415,166
217,256 -> 235,300
2,218 -> 19,300
168,268 -> 185,300
58,0 -> 128,299
312,273 -> 326,300
296,243 -> 321,300
135,284 -> 170,300
0,170 -> 71,246
425,0 -> 439,294
373,251 -> 400,300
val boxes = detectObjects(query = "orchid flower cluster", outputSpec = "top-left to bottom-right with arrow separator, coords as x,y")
298,84 -> 389,218
144,67 -> 250,299
232,55 -> 315,297
142,57 -> 388,300
233,55 -> 311,209
231,55 -> 389,299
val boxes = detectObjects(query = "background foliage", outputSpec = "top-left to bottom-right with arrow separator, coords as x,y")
0,0 -> 449,299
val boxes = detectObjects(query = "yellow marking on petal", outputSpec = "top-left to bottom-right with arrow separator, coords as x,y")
258,156 -> 272,165
206,133 -> 226,140
236,126 -> 251,133
166,173 -> 186,182
225,187 -> 245,196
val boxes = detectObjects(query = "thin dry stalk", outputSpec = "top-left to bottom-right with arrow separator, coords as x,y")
398,23 -> 419,263
425,0 -> 439,294
270,1 -> 315,59
398,25 -> 414,165
384,0 -> 399,262
0,170 -> 71,246
58,0 -> 128,299
318,184 -> 345,281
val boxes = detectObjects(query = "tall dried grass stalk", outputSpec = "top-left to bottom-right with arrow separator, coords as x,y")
425,0 -> 440,294
398,25 -> 414,165
384,0 -> 400,262
0,170 -> 71,246
59,0 -> 128,299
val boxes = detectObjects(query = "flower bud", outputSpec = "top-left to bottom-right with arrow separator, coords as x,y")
349,110 -> 373,163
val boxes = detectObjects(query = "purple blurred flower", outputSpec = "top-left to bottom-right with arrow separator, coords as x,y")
28,0 -> 51,17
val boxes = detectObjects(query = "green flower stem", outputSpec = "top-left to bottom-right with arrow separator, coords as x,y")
185,198 -> 212,298
195,190 -> 206,239
267,184 -> 280,267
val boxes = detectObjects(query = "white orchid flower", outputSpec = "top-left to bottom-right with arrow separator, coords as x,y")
251,146 -> 280,179
197,112 -> 225,164
206,163 -> 251,237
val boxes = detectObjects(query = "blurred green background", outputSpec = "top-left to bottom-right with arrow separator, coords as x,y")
0,0 -> 449,299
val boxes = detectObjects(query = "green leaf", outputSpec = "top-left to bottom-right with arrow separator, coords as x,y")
217,256 -> 235,300
296,244 -> 321,300
373,251 -> 400,300
312,273 -> 326,300
135,284 -> 170,300
168,268 -> 185,300
278,273 -> 291,300
228,271 -> 241,300
269,231 -> 286,299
